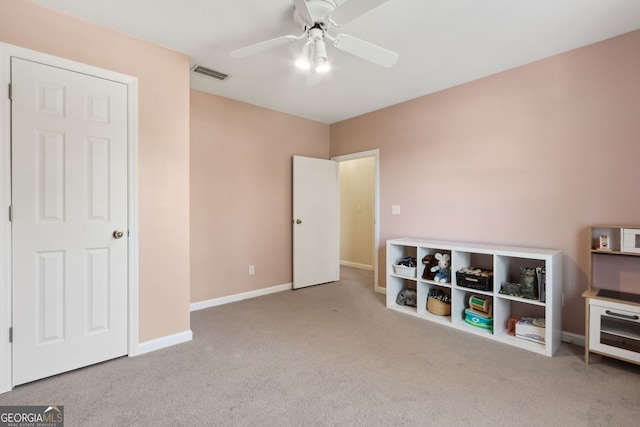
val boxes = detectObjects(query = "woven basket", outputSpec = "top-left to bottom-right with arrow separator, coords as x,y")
427,297 -> 451,316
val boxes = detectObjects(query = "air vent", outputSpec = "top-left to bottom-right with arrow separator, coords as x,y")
191,65 -> 229,81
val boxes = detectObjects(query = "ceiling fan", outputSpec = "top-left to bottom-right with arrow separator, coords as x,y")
229,0 -> 399,73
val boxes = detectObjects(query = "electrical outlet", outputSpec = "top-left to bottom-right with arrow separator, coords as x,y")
249,265 -> 255,276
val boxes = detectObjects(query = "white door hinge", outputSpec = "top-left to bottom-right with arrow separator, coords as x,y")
8,83 -> 11,100
8,205 -> 12,222
9,327 -> 12,343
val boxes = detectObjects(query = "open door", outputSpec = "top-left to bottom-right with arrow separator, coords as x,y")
292,156 -> 339,289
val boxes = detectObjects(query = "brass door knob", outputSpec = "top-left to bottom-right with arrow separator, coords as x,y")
295,219 -> 302,224
113,230 -> 125,239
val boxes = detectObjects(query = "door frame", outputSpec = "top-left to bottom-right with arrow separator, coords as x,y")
0,43 -> 139,393
332,149 -> 383,294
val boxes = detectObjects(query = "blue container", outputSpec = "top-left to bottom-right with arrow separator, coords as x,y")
464,309 -> 493,331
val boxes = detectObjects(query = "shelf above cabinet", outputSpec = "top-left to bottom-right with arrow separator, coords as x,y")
590,226 -> 640,255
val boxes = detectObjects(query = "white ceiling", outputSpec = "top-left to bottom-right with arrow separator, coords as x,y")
31,0 -> 640,124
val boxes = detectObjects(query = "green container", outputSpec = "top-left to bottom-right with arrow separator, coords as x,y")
464,309 -> 493,331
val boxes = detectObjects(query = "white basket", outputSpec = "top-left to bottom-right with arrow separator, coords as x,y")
393,264 -> 416,278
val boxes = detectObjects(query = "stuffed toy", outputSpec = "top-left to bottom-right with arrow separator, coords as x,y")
421,255 -> 438,280
396,288 -> 417,307
431,253 -> 451,283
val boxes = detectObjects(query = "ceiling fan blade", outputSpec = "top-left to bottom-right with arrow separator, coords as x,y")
229,35 -> 299,58
333,34 -> 398,68
293,0 -> 315,25
328,0 -> 390,26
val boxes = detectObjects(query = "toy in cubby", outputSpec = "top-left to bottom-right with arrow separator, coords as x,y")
421,255 -> 438,280
464,294 -> 493,331
430,253 -> 451,283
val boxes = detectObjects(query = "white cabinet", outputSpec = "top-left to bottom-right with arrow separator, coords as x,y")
386,238 -> 563,356
587,300 -> 640,363
584,225 -> 640,365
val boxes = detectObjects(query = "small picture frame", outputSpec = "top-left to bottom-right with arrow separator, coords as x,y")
597,235 -> 611,251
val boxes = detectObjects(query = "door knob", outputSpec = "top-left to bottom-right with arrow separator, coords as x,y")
113,230 -> 125,239
296,219 -> 302,224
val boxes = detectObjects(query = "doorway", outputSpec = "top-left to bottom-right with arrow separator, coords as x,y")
333,150 -> 381,293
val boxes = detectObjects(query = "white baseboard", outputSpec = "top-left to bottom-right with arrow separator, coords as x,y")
134,329 -> 193,356
340,260 -> 373,271
561,331 -> 585,347
190,283 -> 292,312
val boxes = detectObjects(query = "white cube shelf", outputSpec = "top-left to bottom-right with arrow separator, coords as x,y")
387,238 -> 563,356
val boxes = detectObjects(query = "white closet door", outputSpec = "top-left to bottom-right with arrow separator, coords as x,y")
12,58 -> 129,385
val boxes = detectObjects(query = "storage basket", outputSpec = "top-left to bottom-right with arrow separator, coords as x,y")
393,264 -> 416,278
427,297 -> 451,316
456,271 -> 493,291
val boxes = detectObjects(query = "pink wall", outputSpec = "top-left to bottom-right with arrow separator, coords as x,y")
190,90 -> 329,302
330,30 -> 640,335
0,0 -> 191,342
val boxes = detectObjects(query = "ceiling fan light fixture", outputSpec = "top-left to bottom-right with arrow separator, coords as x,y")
315,61 -> 331,73
315,63 -> 330,73
295,59 -> 311,70
296,57 -> 311,70
313,39 -> 328,64
295,43 -> 312,70
312,38 -> 330,72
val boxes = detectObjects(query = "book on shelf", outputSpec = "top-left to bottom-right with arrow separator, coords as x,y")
536,266 -> 546,302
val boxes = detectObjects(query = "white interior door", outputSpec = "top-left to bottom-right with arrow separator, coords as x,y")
11,58 -> 129,385
292,156 -> 339,289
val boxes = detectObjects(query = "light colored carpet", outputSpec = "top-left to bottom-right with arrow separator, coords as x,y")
1,266 -> 639,426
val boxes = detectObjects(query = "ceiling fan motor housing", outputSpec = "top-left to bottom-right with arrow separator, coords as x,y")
293,0 -> 337,29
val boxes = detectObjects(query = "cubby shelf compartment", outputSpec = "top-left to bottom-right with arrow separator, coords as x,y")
387,238 -> 563,357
